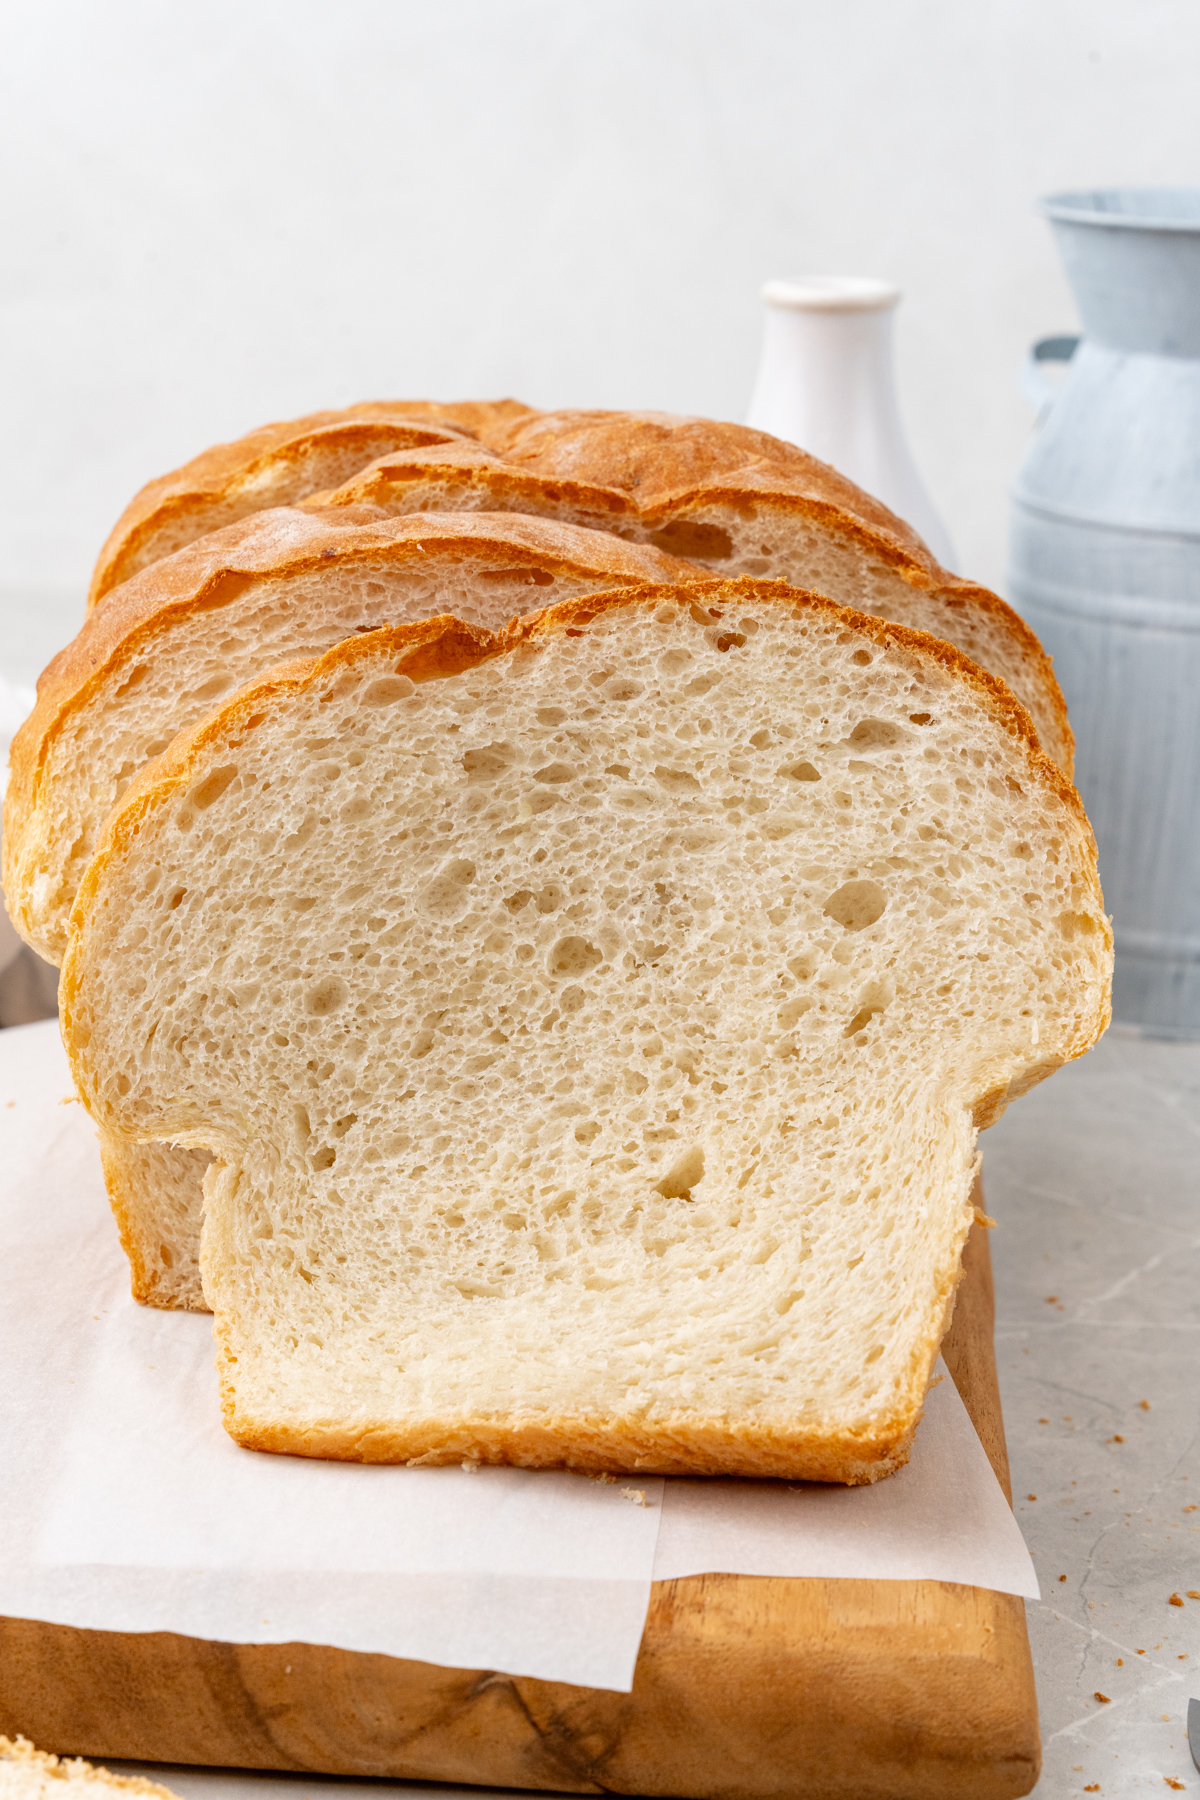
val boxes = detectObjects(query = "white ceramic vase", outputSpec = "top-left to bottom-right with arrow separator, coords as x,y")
746,276 -> 956,570
1009,188 -> 1200,1038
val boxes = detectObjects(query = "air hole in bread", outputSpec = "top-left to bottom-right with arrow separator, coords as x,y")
422,860 -> 477,918
844,989 -> 890,1037
602,677 -> 644,702
550,936 -> 603,977
363,675 -> 415,705
654,1145 -> 705,1200
647,521 -> 734,561
824,880 -> 887,932
115,663 -> 151,697
305,976 -> 349,1016
653,766 -> 701,794
190,765 -> 239,810
780,759 -> 821,782
534,762 -> 575,784
848,718 -> 905,751
462,742 -> 520,780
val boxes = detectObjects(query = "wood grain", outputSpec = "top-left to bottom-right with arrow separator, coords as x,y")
0,1191 -> 1039,1800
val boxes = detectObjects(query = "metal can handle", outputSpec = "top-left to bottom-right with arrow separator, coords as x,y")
1020,334 -> 1081,416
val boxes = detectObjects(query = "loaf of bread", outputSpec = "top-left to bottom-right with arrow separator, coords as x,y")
0,1739 -> 178,1800
62,579 -> 1110,1479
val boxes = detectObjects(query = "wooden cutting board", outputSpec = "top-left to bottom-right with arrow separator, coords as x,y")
0,1204 -> 1040,1800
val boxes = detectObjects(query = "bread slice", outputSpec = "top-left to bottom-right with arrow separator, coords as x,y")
86,398 -> 535,607
62,579 -> 1110,1480
0,1739 -> 179,1800
6,509 -> 693,1309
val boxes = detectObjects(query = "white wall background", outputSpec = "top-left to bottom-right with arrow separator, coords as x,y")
1,0 -> 1198,683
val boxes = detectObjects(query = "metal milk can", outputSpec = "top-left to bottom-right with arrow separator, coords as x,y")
1009,188 -> 1200,1037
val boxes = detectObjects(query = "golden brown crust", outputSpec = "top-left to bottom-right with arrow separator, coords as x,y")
476,408 -> 935,557
221,1392 -> 917,1483
84,399 -> 1073,776
86,399 -> 537,608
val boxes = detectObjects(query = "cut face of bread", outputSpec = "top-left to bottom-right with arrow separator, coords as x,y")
63,580 -> 1110,1481
98,1135 -> 213,1311
86,398 -> 535,608
0,1738 -> 180,1800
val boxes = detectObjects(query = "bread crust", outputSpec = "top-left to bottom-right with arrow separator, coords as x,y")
476,409 -> 934,555
87,399 -> 536,608
222,1400 -> 919,1483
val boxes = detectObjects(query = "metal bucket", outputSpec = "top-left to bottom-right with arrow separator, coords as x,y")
1009,188 -> 1200,1037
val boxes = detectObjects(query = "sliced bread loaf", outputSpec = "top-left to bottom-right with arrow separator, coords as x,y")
63,579 -> 1110,1479
86,398 -> 534,607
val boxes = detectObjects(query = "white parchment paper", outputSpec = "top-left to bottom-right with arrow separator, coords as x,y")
0,1021 -> 1035,1696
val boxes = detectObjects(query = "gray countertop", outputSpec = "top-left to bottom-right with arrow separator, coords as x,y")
60,1027 -> 1200,1798
984,1024 -> 1200,1795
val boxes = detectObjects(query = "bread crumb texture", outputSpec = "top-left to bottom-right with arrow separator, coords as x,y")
63,581 -> 1110,1481
0,1738 -> 179,1800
